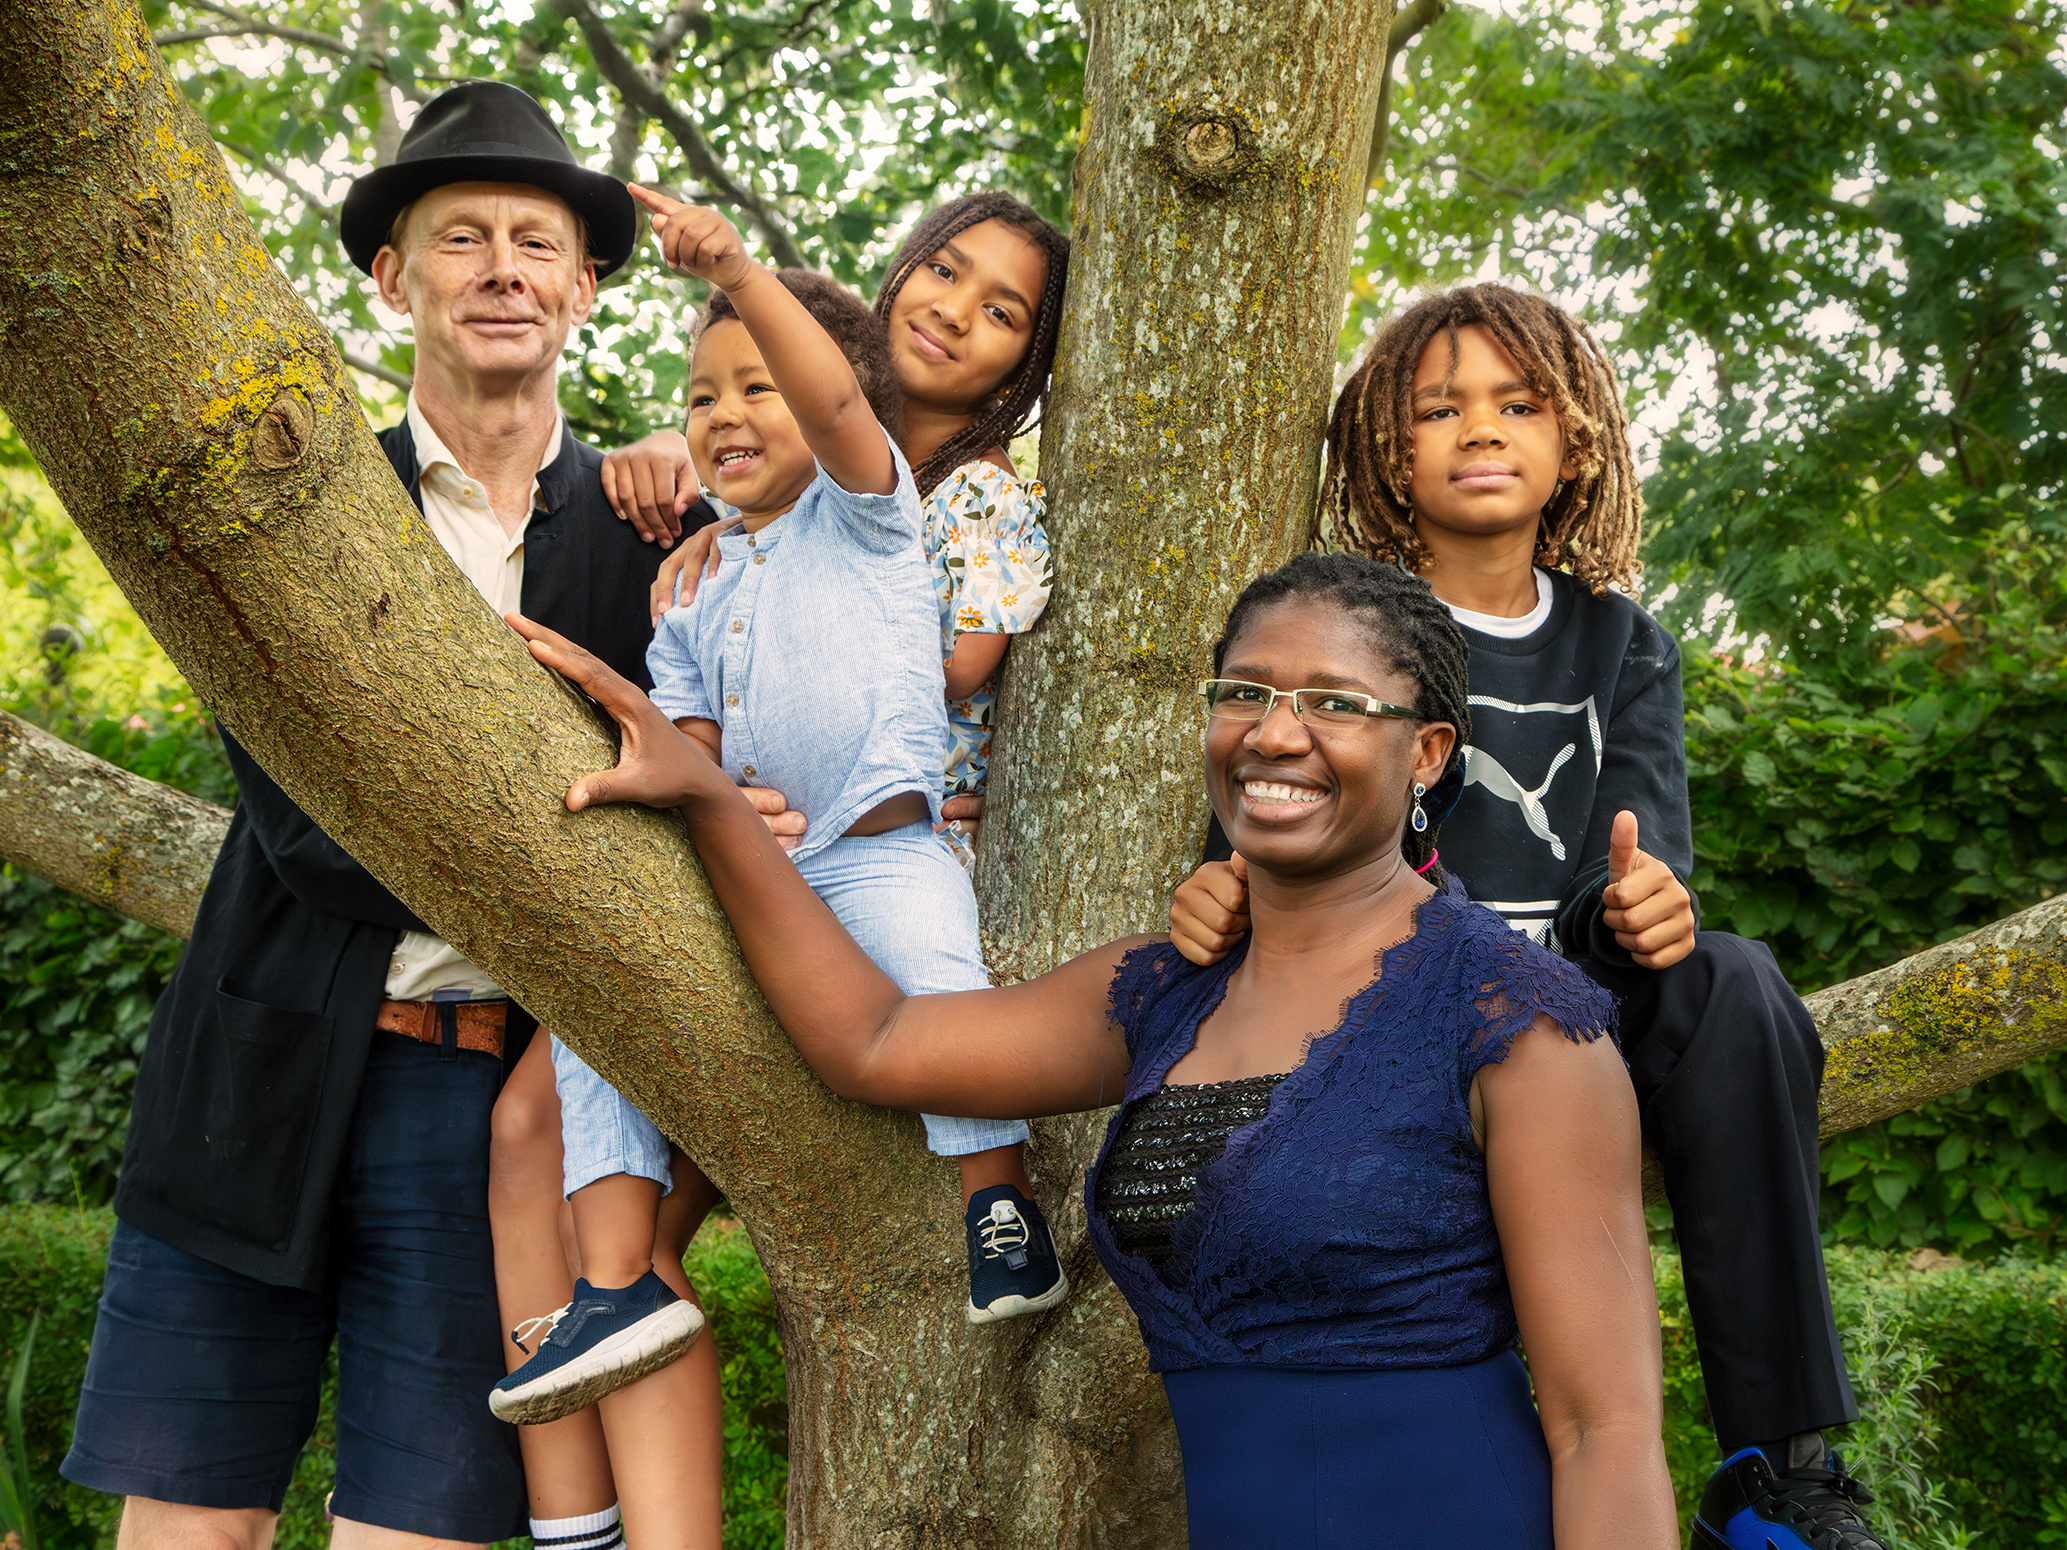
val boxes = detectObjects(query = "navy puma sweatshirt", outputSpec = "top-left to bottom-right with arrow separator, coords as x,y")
1441,569 -> 1693,959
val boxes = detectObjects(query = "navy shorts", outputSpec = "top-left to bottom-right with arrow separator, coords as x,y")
62,1033 -> 526,1541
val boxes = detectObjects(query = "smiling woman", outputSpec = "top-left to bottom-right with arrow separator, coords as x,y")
506,548 -> 1680,1550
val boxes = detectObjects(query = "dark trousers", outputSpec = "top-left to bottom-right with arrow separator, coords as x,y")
1573,932 -> 1859,1451
63,1033 -> 526,1539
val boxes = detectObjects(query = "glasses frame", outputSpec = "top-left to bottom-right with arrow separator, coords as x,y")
1197,678 -> 1422,730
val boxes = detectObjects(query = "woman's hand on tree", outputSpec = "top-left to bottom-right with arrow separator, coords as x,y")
505,612 -> 722,812
628,185 -> 757,292
650,522 -> 722,625
602,430 -> 698,546
1600,811 -> 1697,969
1168,856 -> 1249,965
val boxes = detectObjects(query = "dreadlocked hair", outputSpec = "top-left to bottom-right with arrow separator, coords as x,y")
1326,282 -> 1642,594
1212,552 -> 1472,882
696,271 -> 903,442
871,191 -> 1071,498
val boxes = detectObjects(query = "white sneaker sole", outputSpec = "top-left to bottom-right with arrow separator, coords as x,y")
965,1265 -> 1070,1325
489,1301 -> 706,1424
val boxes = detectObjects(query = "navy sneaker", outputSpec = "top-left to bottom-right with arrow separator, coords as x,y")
965,1185 -> 1069,1325
1693,1445 -> 1889,1550
489,1270 -> 704,1424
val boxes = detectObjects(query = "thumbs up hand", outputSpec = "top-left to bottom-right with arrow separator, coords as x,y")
1600,810 -> 1697,970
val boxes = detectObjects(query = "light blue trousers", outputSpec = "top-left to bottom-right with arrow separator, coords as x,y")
554,822 -> 1027,1197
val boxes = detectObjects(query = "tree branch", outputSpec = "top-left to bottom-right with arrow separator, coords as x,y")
0,711 -> 229,940
218,139 -> 338,219
555,0 -> 807,269
157,0 -> 430,101
340,347 -> 413,389
1366,0 -> 1445,187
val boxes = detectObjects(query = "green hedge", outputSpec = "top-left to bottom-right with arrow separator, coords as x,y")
3,1206 -> 2061,1548
0,1208 -> 790,1550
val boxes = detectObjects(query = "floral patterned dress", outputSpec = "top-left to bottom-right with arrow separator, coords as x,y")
923,459 -> 1053,803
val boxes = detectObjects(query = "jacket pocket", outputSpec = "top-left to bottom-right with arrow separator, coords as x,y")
159,980 -> 334,1251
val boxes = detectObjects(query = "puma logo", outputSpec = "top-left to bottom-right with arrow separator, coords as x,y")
1461,743 -> 1575,860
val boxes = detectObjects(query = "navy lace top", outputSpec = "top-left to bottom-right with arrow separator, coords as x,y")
1085,877 -> 1617,1374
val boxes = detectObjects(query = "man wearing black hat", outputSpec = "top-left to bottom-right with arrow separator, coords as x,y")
62,82 -> 719,1550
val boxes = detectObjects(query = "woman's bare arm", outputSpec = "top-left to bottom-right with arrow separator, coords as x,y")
511,612 -> 1136,1117
1478,1017 -> 1679,1550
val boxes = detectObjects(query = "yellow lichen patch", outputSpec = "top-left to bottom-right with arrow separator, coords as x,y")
1821,945 -> 2067,1130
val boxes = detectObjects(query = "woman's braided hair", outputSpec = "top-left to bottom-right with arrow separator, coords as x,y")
1211,552 -> 1472,881
1326,283 -> 1642,593
871,191 -> 1071,498
696,270 -> 904,441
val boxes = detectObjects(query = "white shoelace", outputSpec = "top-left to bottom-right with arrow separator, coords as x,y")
978,1200 -> 1029,1260
511,1302 -> 570,1354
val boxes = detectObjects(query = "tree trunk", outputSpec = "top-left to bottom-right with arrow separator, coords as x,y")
0,0 -> 1388,1540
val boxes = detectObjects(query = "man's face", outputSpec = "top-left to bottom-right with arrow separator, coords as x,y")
372,182 -> 595,389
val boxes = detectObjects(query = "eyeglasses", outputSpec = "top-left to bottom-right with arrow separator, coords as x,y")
1198,678 -> 1421,731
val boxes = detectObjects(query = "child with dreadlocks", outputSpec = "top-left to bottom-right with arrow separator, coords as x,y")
1169,283 -> 1897,1550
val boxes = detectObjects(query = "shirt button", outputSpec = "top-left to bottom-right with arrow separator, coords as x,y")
742,765 -> 757,778
730,620 -> 744,633
725,693 -> 739,707
753,553 -> 765,565
747,534 -> 756,548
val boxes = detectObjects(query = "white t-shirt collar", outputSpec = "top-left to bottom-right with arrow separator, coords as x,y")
1444,567 -> 1553,640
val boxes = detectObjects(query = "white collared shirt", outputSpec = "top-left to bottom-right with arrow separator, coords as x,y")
383,392 -> 563,1004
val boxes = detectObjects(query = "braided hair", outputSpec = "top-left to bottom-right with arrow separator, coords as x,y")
1212,553 -> 1472,880
871,192 -> 1072,497
1326,283 -> 1642,594
696,270 -> 903,441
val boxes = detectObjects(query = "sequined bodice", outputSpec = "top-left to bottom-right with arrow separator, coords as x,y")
1094,1075 -> 1288,1263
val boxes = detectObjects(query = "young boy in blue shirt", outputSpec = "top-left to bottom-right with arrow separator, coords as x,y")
1171,284 -> 1895,1550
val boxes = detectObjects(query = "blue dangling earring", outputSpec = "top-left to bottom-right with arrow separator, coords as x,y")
1411,781 -> 1429,834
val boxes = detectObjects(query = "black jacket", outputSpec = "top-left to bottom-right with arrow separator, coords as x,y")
113,422 -> 713,1290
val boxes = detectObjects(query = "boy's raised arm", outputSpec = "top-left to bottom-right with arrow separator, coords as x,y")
629,185 -> 896,498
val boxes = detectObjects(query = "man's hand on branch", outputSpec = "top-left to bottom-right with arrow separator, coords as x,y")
628,185 -> 757,292
1600,811 -> 1697,970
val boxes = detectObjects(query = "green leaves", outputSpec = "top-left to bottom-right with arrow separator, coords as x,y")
145,0 -> 1084,447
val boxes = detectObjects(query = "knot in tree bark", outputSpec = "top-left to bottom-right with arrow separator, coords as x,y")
1153,100 -> 1264,195
252,388 -> 315,471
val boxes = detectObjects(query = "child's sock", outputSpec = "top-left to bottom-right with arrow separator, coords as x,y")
531,1504 -> 623,1550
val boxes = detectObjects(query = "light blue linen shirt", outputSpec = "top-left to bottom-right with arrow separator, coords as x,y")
646,433 -> 949,863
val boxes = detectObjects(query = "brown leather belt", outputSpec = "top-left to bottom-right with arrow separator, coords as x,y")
377,997 -> 507,1058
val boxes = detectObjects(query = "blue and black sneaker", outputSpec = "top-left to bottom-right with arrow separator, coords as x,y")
1693,1445 -> 1889,1550
489,1269 -> 704,1425
965,1185 -> 1069,1325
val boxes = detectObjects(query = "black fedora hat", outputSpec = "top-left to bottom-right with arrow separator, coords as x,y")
340,81 -> 636,278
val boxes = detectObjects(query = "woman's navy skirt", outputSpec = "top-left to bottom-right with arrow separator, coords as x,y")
1161,1351 -> 1553,1548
